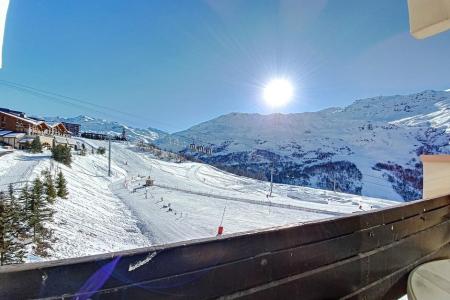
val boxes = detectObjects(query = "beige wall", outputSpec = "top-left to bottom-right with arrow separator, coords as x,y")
1,135 -> 57,149
408,0 -> 450,39
38,135 -> 54,147
421,155 -> 450,198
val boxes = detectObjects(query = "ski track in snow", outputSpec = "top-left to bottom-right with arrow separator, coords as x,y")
95,141 -> 394,245
0,148 -> 149,262
0,140 -> 396,261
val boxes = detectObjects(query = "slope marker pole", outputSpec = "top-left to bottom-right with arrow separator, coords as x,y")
108,135 -> 112,177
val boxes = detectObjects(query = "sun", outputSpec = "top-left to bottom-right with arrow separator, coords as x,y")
263,78 -> 294,108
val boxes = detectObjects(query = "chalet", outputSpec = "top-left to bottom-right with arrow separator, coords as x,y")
0,107 -> 26,117
0,108 -> 73,149
1,109 -> 47,135
48,122 -> 71,137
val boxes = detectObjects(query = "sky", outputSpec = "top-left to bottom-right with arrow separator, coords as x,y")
0,0 -> 449,132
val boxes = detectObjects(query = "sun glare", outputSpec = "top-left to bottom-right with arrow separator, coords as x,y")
263,78 -> 294,108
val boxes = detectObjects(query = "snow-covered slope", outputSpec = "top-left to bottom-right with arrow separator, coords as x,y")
0,150 -> 150,261
157,90 -> 450,201
45,115 -> 166,142
77,140 -> 395,245
0,141 -> 395,261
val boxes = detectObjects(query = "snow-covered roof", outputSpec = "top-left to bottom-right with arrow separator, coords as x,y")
0,130 -> 12,136
2,132 -> 25,138
0,110 -> 43,126
49,122 -> 70,133
18,137 -> 35,143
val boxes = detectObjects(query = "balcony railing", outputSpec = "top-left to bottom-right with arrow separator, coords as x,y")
0,195 -> 449,299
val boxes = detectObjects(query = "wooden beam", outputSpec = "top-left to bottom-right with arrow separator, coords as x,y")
0,196 -> 449,299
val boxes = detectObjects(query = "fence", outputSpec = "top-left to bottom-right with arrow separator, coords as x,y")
0,195 -> 449,299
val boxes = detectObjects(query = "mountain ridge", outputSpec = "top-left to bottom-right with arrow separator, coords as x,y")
156,89 -> 450,201
42,89 -> 450,201
44,115 -> 167,142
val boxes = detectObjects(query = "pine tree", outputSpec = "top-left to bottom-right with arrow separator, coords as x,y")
0,192 -> 26,265
21,183 -> 32,217
51,145 -> 72,166
42,169 -> 57,203
29,178 -> 54,257
18,184 -> 31,234
56,171 -> 68,199
8,184 -> 14,201
29,178 -> 43,241
30,137 -> 42,153
7,184 -> 27,238
96,147 -> 106,155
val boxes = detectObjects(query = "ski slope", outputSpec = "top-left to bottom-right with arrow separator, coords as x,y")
0,141 -> 396,261
88,140 -> 395,245
0,149 -> 149,262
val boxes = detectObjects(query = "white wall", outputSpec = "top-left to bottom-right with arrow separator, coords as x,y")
421,155 -> 450,198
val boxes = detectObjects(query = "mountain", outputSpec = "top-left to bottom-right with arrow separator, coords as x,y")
44,115 -> 167,142
156,90 -> 450,201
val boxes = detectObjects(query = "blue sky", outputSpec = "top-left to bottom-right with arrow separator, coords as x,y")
0,0 -> 449,132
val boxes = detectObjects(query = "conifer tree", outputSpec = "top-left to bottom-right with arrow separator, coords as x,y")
18,184 -> 31,235
8,184 -> 14,201
19,184 -> 30,217
0,192 -> 26,265
6,184 -> 27,238
51,145 -> 72,166
30,137 -> 42,153
29,178 -> 54,257
29,178 -> 43,241
56,171 -> 68,199
42,169 -> 57,203
96,147 -> 106,155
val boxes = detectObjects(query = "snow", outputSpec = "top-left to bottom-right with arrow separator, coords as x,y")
4,89 -> 446,260
82,140 -> 394,245
0,140 -> 395,261
157,90 -> 450,201
43,115 -> 166,142
0,149 -> 149,261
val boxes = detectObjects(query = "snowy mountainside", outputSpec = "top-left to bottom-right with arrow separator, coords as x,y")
0,150 -> 150,261
45,115 -> 167,142
76,140 -> 396,245
0,141 -> 395,261
156,90 -> 450,201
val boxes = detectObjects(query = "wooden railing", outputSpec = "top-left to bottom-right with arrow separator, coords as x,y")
0,195 -> 449,299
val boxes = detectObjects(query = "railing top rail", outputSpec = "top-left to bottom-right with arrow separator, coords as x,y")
0,195 -> 449,300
